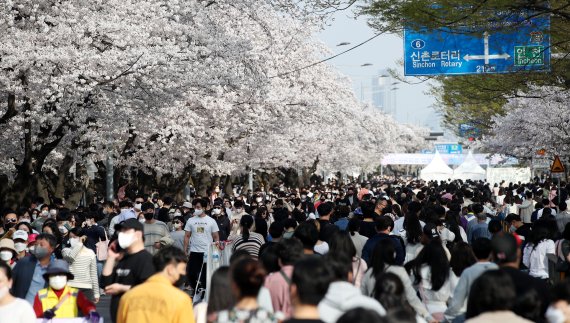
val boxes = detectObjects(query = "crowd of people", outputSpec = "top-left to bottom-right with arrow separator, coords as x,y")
3,178 -> 570,322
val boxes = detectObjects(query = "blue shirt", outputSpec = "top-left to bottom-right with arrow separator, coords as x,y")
468,222 -> 491,244
25,262 -> 48,304
334,218 -> 349,231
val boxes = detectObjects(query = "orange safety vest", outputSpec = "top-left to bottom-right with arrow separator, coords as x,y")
37,286 -> 79,318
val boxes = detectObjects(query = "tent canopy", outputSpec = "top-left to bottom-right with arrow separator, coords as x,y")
453,151 -> 486,181
420,151 -> 453,182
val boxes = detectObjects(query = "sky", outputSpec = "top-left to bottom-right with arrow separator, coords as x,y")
317,10 -> 443,131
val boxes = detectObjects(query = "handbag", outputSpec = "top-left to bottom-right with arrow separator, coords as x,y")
95,228 -> 109,261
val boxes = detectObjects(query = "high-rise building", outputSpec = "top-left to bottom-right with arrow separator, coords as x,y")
370,70 -> 394,114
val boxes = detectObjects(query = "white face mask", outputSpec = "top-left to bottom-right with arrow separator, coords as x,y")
49,209 -> 57,217
174,212 -> 182,217
19,219 -> 30,223
134,203 -> 142,210
0,286 -> 9,299
41,210 -> 49,217
59,226 -> 68,234
256,197 -> 263,203
173,223 -> 181,229
212,209 -> 222,215
0,251 -> 13,261
193,209 -> 203,216
235,208 -> 243,214
14,242 -> 27,253
69,238 -> 81,249
118,231 -> 136,249
49,275 -> 67,290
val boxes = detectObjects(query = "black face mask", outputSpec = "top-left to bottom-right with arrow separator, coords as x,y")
175,274 -> 187,288
3,222 -> 15,231
144,213 -> 154,220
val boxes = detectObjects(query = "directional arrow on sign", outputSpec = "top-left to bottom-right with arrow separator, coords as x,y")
464,53 -> 511,61
463,31 -> 511,64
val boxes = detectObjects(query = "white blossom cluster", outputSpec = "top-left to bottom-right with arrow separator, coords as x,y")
0,0 -> 428,180
482,85 -> 570,158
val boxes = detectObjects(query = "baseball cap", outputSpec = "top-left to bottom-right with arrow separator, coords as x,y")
182,201 -> 192,209
114,218 -> 144,232
28,233 -> 38,244
13,230 -> 29,241
423,223 -> 440,239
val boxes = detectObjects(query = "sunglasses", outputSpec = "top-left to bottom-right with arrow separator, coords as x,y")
6,218 -> 17,223
173,221 -> 181,224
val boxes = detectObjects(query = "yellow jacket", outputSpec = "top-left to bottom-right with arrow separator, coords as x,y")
117,274 -> 195,323
37,286 -> 79,318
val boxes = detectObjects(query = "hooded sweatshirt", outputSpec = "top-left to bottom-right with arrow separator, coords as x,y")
318,281 -> 386,323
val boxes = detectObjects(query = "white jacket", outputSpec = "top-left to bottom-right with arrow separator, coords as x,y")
319,281 -> 385,323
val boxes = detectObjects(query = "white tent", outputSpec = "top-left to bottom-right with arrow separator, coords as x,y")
453,151 -> 486,181
420,151 -> 453,181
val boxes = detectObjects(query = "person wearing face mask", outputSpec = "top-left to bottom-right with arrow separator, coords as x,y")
32,206 -> 51,233
32,259 -> 98,320
504,214 -> 531,241
108,200 -> 136,237
183,199 -> 220,294
11,233 -> 56,304
0,262 -> 36,322
157,196 -> 174,224
170,216 -> 189,254
56,209 -> 73,247
102,218 -> 155,323
62,229 -> 99,303
0,239 -> 17,268
116,246 -> 195,323
12,230 -> 29,261
0,211 -> 18,238
212,202 -> 231,242
230,200 -> 248,237
141,202 -> 170,256
16,208 -> 32,225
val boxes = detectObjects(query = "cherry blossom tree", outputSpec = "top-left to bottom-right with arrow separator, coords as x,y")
482,86 -> 570,158
0,0 -> 429,204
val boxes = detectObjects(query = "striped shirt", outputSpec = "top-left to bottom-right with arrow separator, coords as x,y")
143,220 -> 170,255
62,245 -> 99,299
231,232 -> 265,258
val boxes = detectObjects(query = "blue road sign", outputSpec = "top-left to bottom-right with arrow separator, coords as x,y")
458,123 -> 481,139
435,143 -> 463,155
404,13 -> 550,76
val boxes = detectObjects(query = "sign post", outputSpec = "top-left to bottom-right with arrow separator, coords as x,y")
551,156 -> 565,206
404,13 -> 550,76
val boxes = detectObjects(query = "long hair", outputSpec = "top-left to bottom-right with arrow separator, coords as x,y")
449,242 -> 476,277
207,267 -> 236,314
240,215 -> 254,241
411,240 -> 450,291
373,272 -> 413,312
403,212 -> 422,245
328,231 -> 357,259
